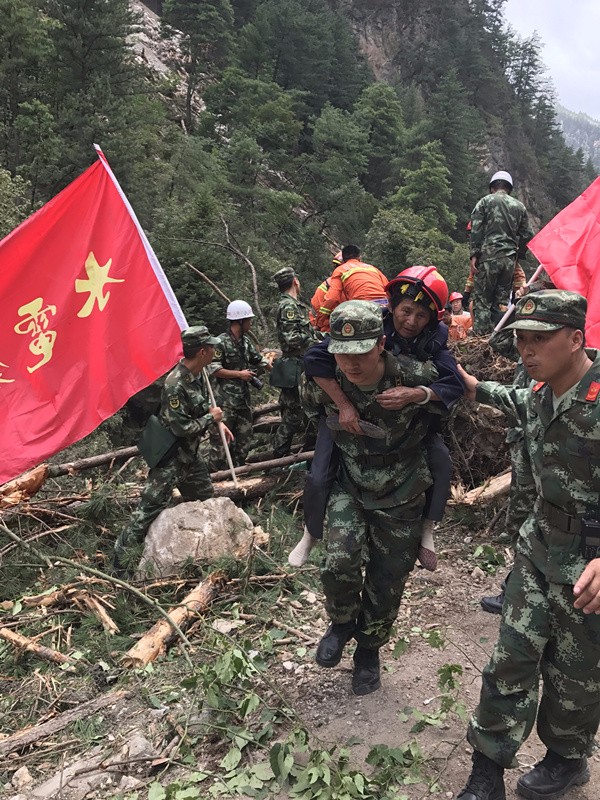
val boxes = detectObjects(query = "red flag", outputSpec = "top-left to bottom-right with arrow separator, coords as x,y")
0,146 -> 186,484
528,177 -> 600,346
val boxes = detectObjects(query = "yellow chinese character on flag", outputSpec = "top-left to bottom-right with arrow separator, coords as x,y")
0,361 -> 15,383
75,251 -> 124,317
14,298 -> 57,373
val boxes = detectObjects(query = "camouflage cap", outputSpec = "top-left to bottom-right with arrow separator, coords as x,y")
505,289 -> 587,332
328,300 -> 383,354
181,325 -> 220,349
273,267 -> 297,288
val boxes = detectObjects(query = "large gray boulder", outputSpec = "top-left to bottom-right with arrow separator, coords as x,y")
137,497 -> 267,577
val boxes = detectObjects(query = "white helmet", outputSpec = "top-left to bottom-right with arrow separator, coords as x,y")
490,170 -> 513,188
226,300 -> 255,320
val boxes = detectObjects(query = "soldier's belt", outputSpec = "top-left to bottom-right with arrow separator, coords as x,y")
541,499 -> 581,535
354,451 -> 399,467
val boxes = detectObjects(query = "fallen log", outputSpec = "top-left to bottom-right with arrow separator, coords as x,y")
253,401 -> 280,418
213,475 -> 278,501
122,570 -> 227,668
252,415 -> 281,433
210,449 -> 313,483
0,627 -> 76,666
456,469 -> 512,506
46,447 -> 138,478
0,690 -> 131,757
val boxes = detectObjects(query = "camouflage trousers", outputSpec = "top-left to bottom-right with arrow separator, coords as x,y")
273,387 -> 315,455
472,256 -> 516,335
321,482 -> 424,649
468,548 -> 600,767
209,403 -> 254,469
505,436 -> 536,545
115,451 -> 213,560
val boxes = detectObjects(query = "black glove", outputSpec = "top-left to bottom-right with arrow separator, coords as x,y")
462,291 -> 471,310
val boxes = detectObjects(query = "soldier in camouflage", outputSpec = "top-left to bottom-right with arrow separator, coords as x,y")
482,274 -> 557,614
470,171 -> 533,335
114,326 -> 232,570
456,290 -> 600,800
271,267 -> 321,458
207,301 -> 270,468
305,300 -> 442,696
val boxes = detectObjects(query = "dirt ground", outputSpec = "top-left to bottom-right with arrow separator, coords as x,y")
275,527 -> 600,799
2,514 -> 599,799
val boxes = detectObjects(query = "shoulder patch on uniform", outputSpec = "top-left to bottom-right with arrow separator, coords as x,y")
532,381 -> 545,392
214,347 -> 222,359
169,395 -> 180,409
586,382 -> 600,402
286,308 -> 296,320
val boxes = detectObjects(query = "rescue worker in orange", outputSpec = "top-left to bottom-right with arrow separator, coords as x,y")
448,292 -> 473,340
309,251 -> 341,328
315,245 -> 388,332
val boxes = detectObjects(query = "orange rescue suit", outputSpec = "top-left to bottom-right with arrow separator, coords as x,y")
315,259 -> 388,332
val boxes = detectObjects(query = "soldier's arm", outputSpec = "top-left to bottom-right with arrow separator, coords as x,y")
469,199 -> 486,258
279,310 -> 314,352
247,340 -> 270,373
303,340 -> 362,433
458,363 -> 529,425
162,388 -> 216,439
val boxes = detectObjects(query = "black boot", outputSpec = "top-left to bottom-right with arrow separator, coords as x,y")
516,750 -> 590,799
456,751 -> 505,800
480,591 -> 504,614
352,646 -> 381,696
481,572 -> 511,615
315,621 -> 355,667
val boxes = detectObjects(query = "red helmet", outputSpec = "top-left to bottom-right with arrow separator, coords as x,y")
332,250 -> 343,266
449,291 -> 463,302
385,266 -> 449,322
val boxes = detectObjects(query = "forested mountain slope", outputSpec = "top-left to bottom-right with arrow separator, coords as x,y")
556,105 -> 600,172
0,0 -> 596,330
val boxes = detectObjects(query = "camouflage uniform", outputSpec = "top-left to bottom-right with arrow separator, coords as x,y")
467,292 -> 600,768
304,302 -> 440,649
470,190 -> 533,335
115,360 -> 215,561
272,270 -> 320,455
488,325 -> 535,545
208,331 -> 269,468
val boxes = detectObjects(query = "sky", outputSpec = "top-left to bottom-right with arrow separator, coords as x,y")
503,0 -> 600,119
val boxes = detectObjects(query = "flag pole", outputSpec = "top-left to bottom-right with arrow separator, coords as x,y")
202,368 -> 239,488
492,264 -> 546,333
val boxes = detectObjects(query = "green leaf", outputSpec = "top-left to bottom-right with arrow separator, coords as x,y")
12,599 -> 22,614
147,694 -> 163,709
392,638 -> 409,658
174,789 -> 201,799
220,746 -> 242,771
147,783 -> 167,800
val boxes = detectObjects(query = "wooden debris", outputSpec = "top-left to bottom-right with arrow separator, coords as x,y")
122,571 -> 227,668
0,691 -> 131,757
252,415 -> 281,433
0,465 -> 49,507
210,449 -> 313,483
72,591 -> 120,634
214,475 -> 278,501
0,627 -> 76,666
46,447 -> 138,478
456,469 -> 512,506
